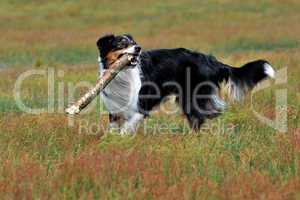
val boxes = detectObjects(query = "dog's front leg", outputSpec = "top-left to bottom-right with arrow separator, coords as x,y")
120,113 -> 144,135
108,114 -> 123,133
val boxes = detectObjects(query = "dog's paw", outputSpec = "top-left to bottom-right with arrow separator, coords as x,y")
120,127 -> 136,136
65,105 -> 80,115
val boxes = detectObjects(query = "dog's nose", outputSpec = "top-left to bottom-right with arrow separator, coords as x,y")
135,46 -> 141,52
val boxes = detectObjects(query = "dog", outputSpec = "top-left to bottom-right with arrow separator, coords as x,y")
97,34 -> 275,134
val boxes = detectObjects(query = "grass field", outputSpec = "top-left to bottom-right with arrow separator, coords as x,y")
0,0 -> 300,199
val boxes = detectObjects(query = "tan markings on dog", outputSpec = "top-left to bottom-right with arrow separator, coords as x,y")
105,46 -> 134,66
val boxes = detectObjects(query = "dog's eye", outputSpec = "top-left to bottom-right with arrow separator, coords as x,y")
117,42 -> 127,49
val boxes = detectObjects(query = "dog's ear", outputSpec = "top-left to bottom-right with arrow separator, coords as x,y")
96,34 -> 115,50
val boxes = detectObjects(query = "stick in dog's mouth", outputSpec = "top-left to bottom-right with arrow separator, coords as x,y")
65,54 -> 135,115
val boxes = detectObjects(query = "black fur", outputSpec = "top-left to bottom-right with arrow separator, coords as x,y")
96,34 -> 115,58
136,48 -> 273,129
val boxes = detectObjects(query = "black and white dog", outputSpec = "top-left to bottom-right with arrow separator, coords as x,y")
96,34 -> 275,134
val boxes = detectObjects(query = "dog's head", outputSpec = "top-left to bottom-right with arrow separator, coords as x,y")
97,34 -> 141,69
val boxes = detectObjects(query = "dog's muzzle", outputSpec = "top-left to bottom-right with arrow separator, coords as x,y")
127,45 -> 141,66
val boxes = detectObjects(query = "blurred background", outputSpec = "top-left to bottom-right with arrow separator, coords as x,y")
0,0 -> 299,67
0,0 -> 300,199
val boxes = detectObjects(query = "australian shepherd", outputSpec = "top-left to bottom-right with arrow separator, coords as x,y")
96,34 -> 275,134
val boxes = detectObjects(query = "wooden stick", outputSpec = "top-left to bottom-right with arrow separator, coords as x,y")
65,54 -> 133,114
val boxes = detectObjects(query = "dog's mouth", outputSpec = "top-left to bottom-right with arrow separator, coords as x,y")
123,45 -> 141,66
118,51 -> 140,67
129,55 -> 139,66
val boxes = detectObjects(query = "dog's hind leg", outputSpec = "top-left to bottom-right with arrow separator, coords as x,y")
179,91 -> 224,131
185,113 -> 205,131
178,97 -> 205,131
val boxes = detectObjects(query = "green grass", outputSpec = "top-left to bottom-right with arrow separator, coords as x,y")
0,47 -> 98,67
0,0 -> 300,199
214,38 -> 299,54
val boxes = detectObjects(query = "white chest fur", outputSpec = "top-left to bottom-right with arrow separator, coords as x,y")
98,57 -> 142,119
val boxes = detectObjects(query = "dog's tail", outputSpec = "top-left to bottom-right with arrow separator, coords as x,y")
222,59 -> 275,101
